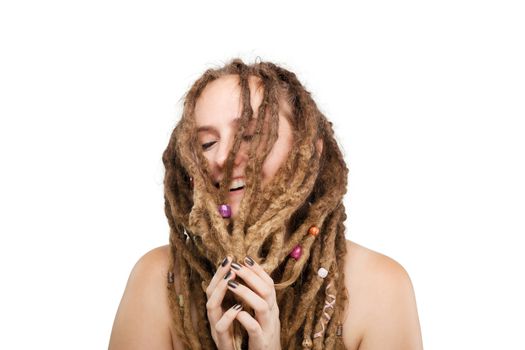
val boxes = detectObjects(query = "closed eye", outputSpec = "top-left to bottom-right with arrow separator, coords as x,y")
202,134 -> 255,151
202,141 -> 216,150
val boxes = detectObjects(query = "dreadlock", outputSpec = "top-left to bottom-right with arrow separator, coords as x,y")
162,58 -> 350,349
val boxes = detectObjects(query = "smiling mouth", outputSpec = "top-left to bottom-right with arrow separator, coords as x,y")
214,178 -> 246,192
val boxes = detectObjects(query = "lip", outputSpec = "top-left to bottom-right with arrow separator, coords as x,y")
214,176 -> 245,189
229,187 -> 245,197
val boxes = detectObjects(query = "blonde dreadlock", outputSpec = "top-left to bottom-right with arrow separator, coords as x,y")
162,58 -> 350,349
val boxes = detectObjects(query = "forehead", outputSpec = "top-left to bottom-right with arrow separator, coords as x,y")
193,74 -> 265,127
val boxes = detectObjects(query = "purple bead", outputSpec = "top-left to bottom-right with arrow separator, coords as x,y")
290,245 -> 302,260
218,204 -> 231,218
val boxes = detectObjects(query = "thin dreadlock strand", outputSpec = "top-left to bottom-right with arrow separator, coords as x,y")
242,109 -> 298,226
243,70 -> 282,206
317,205 -> 343,276
287,335 -> 301,350
260,222 -> 285,278
302,301 -> 317,349
229,73 -> 266,258
216,64 -> 253,202
312,268 -> 337,348
243,74 -> 299,229
236,75 -> 277,253
181,162 -> 229,260
273,237 -> 316,290
315,208 -> 349,350
179,251 -> 203,349
311,277 -> 332,350
165,174 -> 221,263
167,246 -> 191,349
218,70 -> 251,201
322,274 -> 342,349
283,237 -> 322,344
244,142 -> 298,228
190,270 -> 217,350
165,199 -> 212,282
278,286 -> 295,333
331,218 -> 350,350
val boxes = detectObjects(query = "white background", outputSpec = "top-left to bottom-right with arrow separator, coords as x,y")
1,1 -> 524,349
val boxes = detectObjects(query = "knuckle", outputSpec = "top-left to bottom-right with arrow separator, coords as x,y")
274,304 -> 280,317
254,301 -> 270,315
214,323 -> 226,335
205,299 -> 215,310
259,287 -> 271,299
246,323 -> 261,335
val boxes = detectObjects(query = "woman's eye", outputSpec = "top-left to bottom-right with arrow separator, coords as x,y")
242,134 -> 254,142
202,141 -> 216,150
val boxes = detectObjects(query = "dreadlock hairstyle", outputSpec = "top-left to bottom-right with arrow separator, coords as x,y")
162,58 -> 350,349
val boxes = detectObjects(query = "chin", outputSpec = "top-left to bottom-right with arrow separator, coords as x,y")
230,203 -> 240,218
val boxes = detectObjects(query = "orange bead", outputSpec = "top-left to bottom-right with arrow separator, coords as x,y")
308,226 -> 320,237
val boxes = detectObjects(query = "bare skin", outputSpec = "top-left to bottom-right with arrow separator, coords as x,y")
108,240 -> 423,349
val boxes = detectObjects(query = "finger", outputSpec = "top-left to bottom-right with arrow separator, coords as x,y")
206,256 -> 232,298
206,269 -> 237,326
235,310 -> 263,338
226,279 -> 273,328
243,256 -> 274,286
214,303 -> 243,336
230,261 -> 276,307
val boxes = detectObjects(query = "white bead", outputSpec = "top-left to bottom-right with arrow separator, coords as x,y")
317,267 -> 328,278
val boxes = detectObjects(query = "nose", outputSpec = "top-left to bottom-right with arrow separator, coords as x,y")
214,137 -> 245,170
215,138 -> 231,169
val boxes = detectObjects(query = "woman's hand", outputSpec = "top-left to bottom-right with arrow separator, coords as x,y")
206,256 -> 281,350
206,256 -> 241,350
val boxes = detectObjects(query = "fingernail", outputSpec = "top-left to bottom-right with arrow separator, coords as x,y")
223,270 -> 232,280
232,303 -> 242,310
231,262 -> 241,271
227,280 -> 238,289
220,257 -> 229,267
244,256 -> 255,266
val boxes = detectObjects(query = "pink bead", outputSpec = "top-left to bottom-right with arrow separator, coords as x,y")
218,204 -> 231,218
290,245 -> 302,260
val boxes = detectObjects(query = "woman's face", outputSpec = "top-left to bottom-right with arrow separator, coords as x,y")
194,74 -> 294,217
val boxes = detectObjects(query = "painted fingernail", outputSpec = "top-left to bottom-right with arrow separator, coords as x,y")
231,262 -> 242,271
220,257 -> 229,267
232,303 -> 242,310
223,270 -> 232,280
227,280 -> 238,289
244,256 -> 255,266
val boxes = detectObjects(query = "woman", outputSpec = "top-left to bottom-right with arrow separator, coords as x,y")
109,59 -> 423,349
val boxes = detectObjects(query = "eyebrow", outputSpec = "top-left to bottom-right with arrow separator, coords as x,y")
196,117 -> 255,133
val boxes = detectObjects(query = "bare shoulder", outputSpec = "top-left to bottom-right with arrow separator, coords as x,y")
109,245 -> 174,350
342,240 -> 423,350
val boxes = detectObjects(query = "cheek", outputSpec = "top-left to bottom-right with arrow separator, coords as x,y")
202,151 -> 213,164
261,137 -> 291,181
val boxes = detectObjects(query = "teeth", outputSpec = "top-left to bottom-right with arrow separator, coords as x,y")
229,178 -> 245,190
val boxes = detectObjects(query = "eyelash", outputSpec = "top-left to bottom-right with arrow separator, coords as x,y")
202,135 -> 255,151
202,141 -> 216,150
